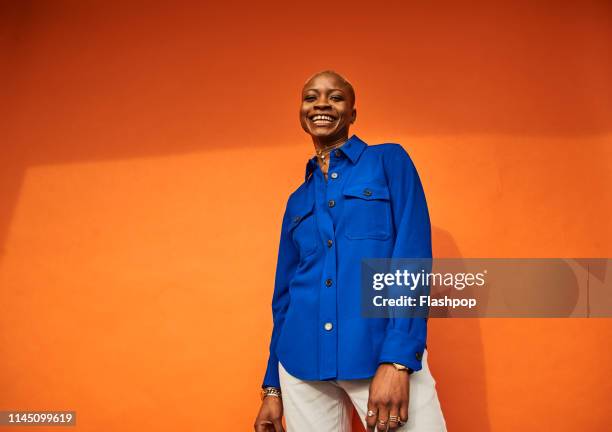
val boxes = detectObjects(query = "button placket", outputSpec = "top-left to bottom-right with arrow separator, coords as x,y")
313,152 -> 342,380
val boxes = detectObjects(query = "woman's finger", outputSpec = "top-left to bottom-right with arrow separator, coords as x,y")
254,420 -> 273,432
377,404 -> 390,432
399,400 -> 409,427
387,405 -> 401,430
365,403 -> 378,431
272,418 -> 285,432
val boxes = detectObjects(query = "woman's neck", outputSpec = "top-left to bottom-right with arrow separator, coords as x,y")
312,135 -> 349,155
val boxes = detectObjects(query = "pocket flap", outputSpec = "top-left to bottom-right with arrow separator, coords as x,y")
343,183 -> 390,200
288,200 -> 316,231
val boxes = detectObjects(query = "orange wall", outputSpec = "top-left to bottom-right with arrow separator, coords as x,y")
1,1 -> 611,431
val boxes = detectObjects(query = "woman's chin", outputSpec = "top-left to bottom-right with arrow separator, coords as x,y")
308,127 -> 336,138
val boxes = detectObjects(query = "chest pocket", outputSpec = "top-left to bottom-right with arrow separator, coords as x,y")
288,202 -> 319,258
342,183 -> 392,240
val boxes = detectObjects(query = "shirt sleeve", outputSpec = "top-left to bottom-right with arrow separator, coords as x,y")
261,200 -> 299,388
378,144 -> 432,372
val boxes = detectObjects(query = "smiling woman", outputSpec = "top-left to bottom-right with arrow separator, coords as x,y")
253,70 -> 446,432
299,71 -> 357,181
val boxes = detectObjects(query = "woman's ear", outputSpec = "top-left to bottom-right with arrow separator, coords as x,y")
351,107 -> 357,124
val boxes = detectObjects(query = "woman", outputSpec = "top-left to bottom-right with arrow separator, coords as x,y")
254,70 -> 446,432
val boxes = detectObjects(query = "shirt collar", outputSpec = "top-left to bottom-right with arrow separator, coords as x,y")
305,134 -> 368,181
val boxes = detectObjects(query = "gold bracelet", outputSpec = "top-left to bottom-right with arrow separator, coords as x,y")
261,387 -> 282,400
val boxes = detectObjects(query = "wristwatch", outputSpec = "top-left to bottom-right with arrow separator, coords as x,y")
391,362 -> 414,374
261,386 -> 282,400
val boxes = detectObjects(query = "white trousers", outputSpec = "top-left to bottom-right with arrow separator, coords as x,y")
278,350 -> 446,431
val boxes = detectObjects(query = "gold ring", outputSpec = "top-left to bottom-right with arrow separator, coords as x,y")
378,419 -> 387,425
389,415 -> 400,422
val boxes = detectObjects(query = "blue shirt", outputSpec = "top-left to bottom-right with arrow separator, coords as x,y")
262,134 -> 432,389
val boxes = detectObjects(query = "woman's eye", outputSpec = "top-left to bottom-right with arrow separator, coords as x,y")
304,95 -> 316,101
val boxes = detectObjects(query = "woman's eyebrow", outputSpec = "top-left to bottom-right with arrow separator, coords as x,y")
303,88 -> 346,94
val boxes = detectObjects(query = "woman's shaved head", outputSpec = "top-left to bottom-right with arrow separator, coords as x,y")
302,70 -> 355,106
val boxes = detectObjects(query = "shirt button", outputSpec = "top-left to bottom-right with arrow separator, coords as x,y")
330,172 -> 338,179
325,278 -> 333,287
327,239 -> 333,248
363,189 -> 372,197
328,199 -> 336,208
334,150 -> 342,157
324,322 -> 333,331
416,352 -> 423,360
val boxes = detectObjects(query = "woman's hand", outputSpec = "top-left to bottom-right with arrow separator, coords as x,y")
254,396 -> 285,432
365,364 -> 410,431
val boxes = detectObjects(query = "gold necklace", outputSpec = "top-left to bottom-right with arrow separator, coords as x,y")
315,142 -> 344,166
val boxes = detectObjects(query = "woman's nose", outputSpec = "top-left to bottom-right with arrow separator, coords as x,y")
314,98 -> 331,109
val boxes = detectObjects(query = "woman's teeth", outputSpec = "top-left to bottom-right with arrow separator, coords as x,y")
311,114 -> 335,123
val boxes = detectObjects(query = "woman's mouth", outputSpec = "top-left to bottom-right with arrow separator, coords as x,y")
309,114 -> 337,127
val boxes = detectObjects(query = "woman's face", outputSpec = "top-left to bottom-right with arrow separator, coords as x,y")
300,74 -> 356,141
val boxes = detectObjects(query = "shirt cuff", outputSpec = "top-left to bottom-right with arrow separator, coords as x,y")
377,328 -> 425,372
262,354 -> 281,389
